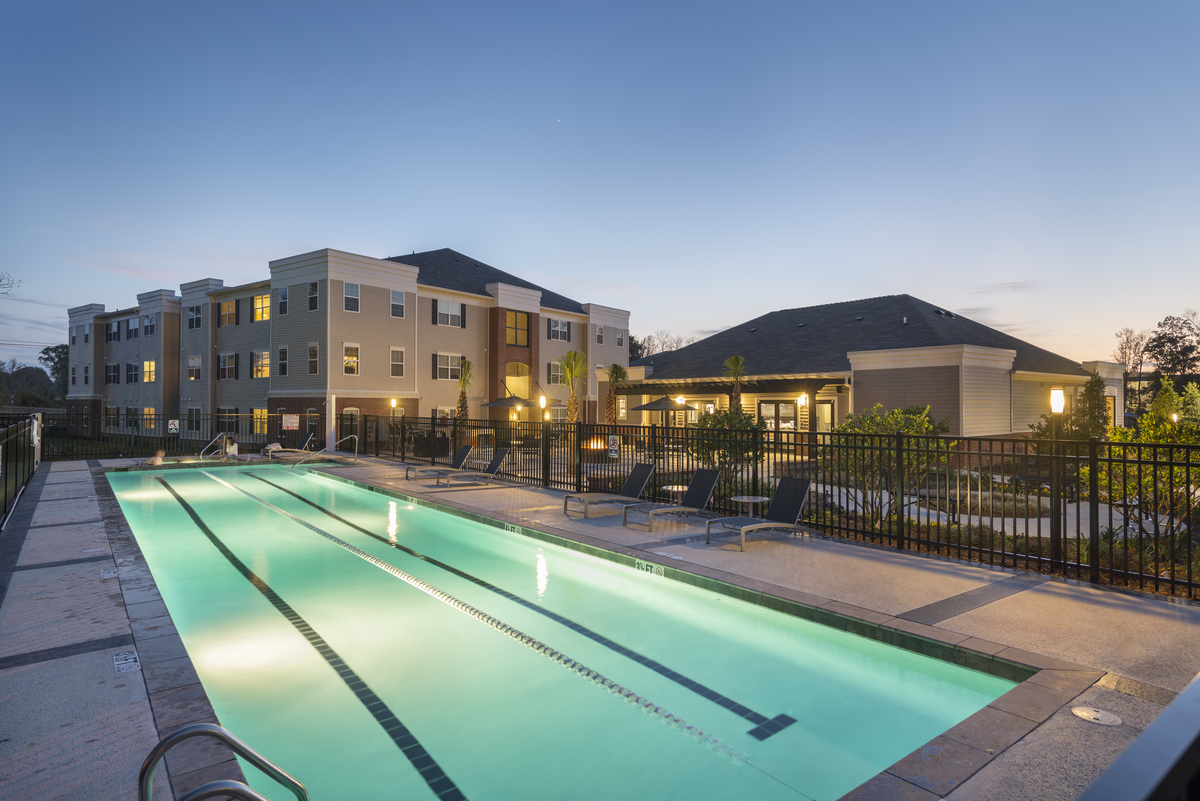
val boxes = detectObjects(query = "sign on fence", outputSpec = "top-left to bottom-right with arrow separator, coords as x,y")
167,419 -> 179,433
608,435 -> 619,458
282,415 -> 300,431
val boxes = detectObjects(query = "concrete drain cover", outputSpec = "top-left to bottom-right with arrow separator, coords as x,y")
1072,707 -> 1122,725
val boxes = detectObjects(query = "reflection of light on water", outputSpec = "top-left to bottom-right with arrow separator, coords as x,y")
200,632 -> 310,671
536,551 -> 549,599
388,501 -> 398,543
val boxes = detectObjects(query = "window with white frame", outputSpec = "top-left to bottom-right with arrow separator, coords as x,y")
126,318 -> 139,339
187,306 -> 203,330
107,407 -> 119,430
595,324 -> 603,344
617,396 -> 627,420
343,283 -> 359,312
548,362 -> 565,385
617,329 -> 624,347
550,407 -> 567,423
188,356 -> 201,381
278,286 -> 288,315
343,345 -> 359,375
106,364 -> 119,385
219,354 -> 235,380
506,311 -> 529,346
83,324 -> 90,343
82,365 -> 88,384
143,314 -> 155,336
71,366 -> 76,385
548,318 -> 570,341
106,321 -> 120,342
391,290 -> 404,318
126,362 -> 140,384
390,348 -> 404,377
187,407 -> 200,432
308,282 -> 319,311
308,343 -> 319,374
70,327 -> 76,345
219,301 -> 235,327
143,407 -> 156,431
143,360 -> 156,382
437,354 -> 461,380
253,408 -> 268,435
437,300 -> 462,327
253,350 -> 270,378
125,407 -> 139,430
278,347 -> 288,376
253,293 -> 270,322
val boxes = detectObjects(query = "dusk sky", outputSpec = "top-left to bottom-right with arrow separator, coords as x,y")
2,1 -> 1198,369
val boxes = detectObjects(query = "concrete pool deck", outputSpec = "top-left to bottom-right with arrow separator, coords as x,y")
2,456 -> 1198,800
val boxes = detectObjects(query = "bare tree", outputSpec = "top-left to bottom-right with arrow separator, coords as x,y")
642,329 -> 697,357
0,272 -> 19,295
1112,327 -> 1149,369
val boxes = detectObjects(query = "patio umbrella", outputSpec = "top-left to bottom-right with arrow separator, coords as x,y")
480,396 -> 531,408
630,396 -> 696,426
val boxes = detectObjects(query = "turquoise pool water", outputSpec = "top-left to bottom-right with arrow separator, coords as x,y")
110,465 -> 1014,801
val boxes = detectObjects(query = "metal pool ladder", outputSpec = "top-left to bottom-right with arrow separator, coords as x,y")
139,722 -> 309,801
198,432 -> 230,461
292,434 -> 358,468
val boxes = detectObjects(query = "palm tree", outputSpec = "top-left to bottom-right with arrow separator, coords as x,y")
557,351 -> 587,422
604,363 -> 628,424
723,355 -> 746,411
455,359 -> 473,421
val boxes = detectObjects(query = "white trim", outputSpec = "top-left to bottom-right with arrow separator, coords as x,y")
848,344 -> 1017,371
485,282 -> 541,314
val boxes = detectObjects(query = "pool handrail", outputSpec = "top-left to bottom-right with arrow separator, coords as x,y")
292,434 -> 358,468
177,779 -> 274,801
138,722 -> 309,801
198,432 -> 229,461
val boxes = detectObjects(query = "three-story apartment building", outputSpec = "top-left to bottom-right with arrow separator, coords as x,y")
66,248 -> 631,444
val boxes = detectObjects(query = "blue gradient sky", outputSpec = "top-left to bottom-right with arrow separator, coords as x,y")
2,1 -> 1197,367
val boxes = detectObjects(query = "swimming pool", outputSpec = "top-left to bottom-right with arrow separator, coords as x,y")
110,464 -> 1015,800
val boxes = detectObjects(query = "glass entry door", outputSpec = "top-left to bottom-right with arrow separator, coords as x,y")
759,401 -> 798,446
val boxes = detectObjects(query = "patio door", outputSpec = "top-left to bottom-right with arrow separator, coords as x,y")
758,401 -> 797,447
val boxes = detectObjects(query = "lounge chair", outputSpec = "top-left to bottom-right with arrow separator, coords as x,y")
621,469 -> 721,531
563,463 -> 655,518
405,444 -> 472,481
438,448 -> 511,486
705,477 -> 813,551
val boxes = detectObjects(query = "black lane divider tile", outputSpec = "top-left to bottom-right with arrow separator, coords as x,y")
156,477 -> 467,801
251,473 -> 795,740
14,554 -> 114,571
630,533 -> 711,550
897,574 -> 1049,626
0,634 -> 134,671
26,519 -> 105,529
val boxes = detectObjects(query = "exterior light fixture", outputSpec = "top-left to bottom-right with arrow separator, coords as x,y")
798,393 -> 809,407
1050,389 -> 1065,414
540,395 -> 547,409
545,411 -> 550,421
390,399 -> 397,408
1172,413 -> 1179,423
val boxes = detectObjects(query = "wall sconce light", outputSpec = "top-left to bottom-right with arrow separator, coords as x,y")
540,395 -> 547,409
676,396 -> 685,405
390,398 -> 397,408
1050,388 -> 1065,414
798,393 -> 809,407
544,411 -> 550,421
1172,413 -> 1179,423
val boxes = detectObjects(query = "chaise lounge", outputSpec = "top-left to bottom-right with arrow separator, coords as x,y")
621,468 -> 721,531
563,463 -> 655,518
705,477 -> 813,551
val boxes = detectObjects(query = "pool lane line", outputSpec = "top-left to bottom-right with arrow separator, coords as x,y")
154,477 -> 469,801
250,472 -> 798,742
201,470 -> 752,765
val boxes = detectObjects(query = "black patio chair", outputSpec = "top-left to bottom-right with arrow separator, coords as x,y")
705,477 -> 813,551
621,469 -> 721,531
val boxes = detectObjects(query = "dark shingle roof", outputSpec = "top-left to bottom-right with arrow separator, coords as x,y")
633,295 -> 1086,379
385,248 -> 584,314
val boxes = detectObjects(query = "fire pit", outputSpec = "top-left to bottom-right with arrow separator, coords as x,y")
581,435 -> 613,464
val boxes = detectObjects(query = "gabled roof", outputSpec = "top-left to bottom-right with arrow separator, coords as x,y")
632,294 -> 1087,379
385,248 -> 584,314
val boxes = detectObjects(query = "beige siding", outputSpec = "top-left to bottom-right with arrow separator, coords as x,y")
270,279 -> 328,394
213,291 -> 273,413
327,281 -> 416,395
1012,379 -> 1050,433
541,316 -> 585,407
586,324 -> 629,400
416,290 -> 489,414
961,365 -> 1011,436
853,366 -> 961,435
179,294 -> 211,414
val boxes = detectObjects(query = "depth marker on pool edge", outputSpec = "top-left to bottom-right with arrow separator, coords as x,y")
251,471 -> 797,742
155,477 -> 469,801
202,470 -> 751,765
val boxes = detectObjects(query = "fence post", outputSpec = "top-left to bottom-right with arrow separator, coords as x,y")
574,422 -> 583,493
430,413 -> 438,467
400,418 -> 407,461
752,427 -> 761,497
896,431 -> 906,550
1050,424 -> 1062,572
1089,436 -> 1100,584
541,419 -> 550,488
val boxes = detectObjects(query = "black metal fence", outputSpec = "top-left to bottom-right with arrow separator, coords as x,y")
32,413 -> 326,462
357,415 -> 1200,599
1,417 -> 38,524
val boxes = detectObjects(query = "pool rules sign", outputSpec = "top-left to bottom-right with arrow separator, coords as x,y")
282,415 -> 300,431
607,435 -> 619,458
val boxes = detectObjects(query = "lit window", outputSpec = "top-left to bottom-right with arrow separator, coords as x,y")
188,356 -> 201,381
308,343 -> 319,374
437,354 -> 461,380
506,311 -> 529,347
550,407 -> 567,423
617,396 -> 627,420
253,351 -> 270,378
343,345 -> 359,375
391,290 -> 404,318
254,294 -> 270,322
143,408 -> 156,431
308,282 -> 319,311
253,409 -> 268,435
278,286 -> 288,316
143,361 -> 156,382
187,306 -> 203,330
278,347 -> 288,376
220,301 -> 235,327
437,300 -> 462,327
390,348 -> 404,377
343,283 -> 359,312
